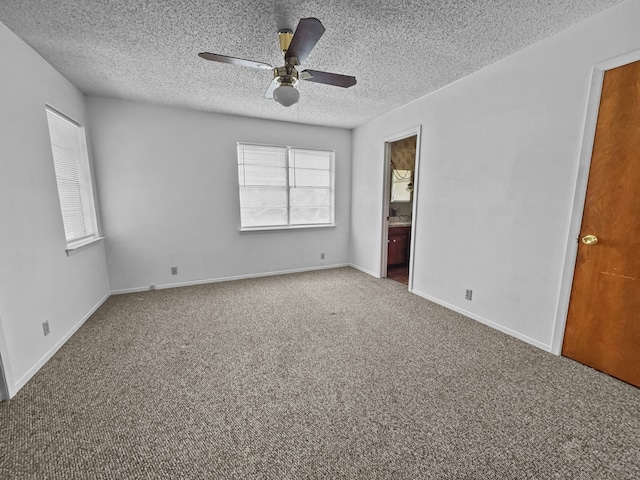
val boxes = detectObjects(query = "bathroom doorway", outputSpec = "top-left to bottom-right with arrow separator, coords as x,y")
381,127 -> 421,290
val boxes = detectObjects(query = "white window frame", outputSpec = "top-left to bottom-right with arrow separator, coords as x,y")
237,143 -> 336,231
45,106 -> 101,252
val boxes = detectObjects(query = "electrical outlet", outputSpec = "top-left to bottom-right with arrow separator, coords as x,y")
42,320 -> 50,336
171,266 -> 178,275
465,289 -> 473,301
320,253 -> 325,260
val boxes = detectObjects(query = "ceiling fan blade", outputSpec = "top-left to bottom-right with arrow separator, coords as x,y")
264,78 -> 279,99
198,52 -> 273,70
301,70 -> 357,88
285,18 -> 325,64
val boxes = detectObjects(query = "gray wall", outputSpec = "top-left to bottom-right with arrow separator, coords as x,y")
350,0 -> 640,352
2,0 -> 639,397
86,97 -> 352,292
0,22 -> 111,397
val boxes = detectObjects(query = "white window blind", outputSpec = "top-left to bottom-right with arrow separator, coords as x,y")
238,144 -> 335,229
46,107 -> 98,246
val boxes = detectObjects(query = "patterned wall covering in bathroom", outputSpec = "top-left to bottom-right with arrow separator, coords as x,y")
390,136 -> 417,171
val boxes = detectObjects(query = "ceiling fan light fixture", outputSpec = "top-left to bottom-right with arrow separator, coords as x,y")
273,83 -> 300,107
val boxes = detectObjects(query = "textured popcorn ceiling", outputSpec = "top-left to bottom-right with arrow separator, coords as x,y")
0,0 -> 626,128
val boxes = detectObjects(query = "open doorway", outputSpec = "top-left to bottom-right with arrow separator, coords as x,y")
381,127 -> 421,289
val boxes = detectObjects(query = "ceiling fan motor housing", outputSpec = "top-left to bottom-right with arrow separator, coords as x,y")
274,64 -> 299,87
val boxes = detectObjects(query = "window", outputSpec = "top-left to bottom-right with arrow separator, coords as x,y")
45,107 -> 99,248
237,143 -> 335,230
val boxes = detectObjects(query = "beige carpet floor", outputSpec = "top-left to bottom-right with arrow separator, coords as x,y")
1,267 -> 638,479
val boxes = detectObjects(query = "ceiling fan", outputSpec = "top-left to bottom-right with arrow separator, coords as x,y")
199,18 -> 357,107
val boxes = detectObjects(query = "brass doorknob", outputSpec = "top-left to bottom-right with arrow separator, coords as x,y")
581,234 -> 598,245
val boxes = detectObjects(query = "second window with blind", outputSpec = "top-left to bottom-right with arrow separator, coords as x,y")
237,143 -> 335,230
45,106 -> 99,249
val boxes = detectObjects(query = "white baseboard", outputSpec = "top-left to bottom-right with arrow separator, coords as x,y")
349,263 -> 380,278
8,269 -> 552,398
411,289 -> 552,353
12,292 -> 111,396
111,263 -> 352,295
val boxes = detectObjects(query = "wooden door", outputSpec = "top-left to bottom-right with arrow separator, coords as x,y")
562,60 -> 640,387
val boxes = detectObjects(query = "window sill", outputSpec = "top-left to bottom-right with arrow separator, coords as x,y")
240,224 -> 336,234
66,236 -> 104,256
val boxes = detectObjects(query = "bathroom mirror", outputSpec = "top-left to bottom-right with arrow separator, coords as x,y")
390,169 -> 412,203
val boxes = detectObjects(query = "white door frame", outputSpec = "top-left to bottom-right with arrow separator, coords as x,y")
380,125 -> 422,292
551,49 -> 640,355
